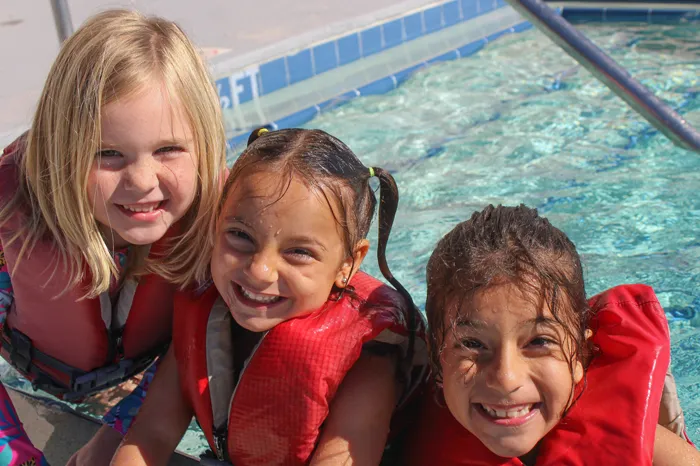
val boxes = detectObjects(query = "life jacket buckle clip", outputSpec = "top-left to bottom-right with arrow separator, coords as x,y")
9,329 -> 33,373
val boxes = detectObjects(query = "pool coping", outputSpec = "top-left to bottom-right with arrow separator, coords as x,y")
218,0 -> 534,150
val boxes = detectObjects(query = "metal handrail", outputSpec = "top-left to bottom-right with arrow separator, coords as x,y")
50,0 -> 73,43
503,0 -> 700,153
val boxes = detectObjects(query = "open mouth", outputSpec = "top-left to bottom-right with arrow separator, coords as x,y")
233,283 -> 286,307
479,403 -> 535,419
118,201 -> 164,213
475,402 -> 542,426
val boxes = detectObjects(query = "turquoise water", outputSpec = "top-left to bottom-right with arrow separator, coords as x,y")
304,22 -> 700,443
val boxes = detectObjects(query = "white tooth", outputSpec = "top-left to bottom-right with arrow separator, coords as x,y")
241,286 -> 280,303
483,404 -> 533,419
123,204 -> 158,212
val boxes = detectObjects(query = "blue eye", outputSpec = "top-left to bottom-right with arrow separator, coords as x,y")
155,146 -> 184,154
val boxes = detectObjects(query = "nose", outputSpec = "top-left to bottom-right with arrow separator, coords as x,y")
245,249 -> 279,286
124,155 -> 159,193
483,344 -> 526,394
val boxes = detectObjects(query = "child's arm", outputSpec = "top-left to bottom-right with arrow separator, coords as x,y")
653,423 -> 700,466
310,350 -> 399,465
110,347 -> 193,466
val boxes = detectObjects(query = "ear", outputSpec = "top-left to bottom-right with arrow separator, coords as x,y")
573,328 -> 593,384
335,239 -> 370,288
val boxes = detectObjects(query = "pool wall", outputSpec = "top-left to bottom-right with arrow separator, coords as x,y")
550,1 -> 700,23
213,0 -> 533,150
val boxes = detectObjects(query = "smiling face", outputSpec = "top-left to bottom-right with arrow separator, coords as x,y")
88,81 -> 198,248
440,280 -> 583,460
211,170 -> 359,332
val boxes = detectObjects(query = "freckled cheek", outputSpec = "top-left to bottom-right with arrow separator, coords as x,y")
165,160 -> 198,200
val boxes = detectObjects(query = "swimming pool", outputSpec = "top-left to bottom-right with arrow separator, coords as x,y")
303,20 -> 700,444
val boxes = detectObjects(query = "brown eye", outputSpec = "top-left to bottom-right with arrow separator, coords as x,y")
459,338 -> 485,350
97,149 -> 121,158
529,336 -> 555,348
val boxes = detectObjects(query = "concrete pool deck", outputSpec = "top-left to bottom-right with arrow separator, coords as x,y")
0,0 -> 443,149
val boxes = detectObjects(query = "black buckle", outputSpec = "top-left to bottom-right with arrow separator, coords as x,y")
68,359 -> 135,400
9,330 -> 33,373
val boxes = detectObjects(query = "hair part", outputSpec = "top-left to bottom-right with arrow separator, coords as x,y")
426,204 -> 589,410
0,9 -> 226,297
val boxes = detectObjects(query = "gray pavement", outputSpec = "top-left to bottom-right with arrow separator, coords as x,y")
0,0 -> 440,148
8,388 -> 198,465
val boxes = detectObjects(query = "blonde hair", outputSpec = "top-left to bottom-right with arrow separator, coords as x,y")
0,9 -> 226,297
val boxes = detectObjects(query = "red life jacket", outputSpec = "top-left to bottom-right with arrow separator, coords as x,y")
403,284 -> 672,466
0,137 -> 176,400
174,271 -> 428,465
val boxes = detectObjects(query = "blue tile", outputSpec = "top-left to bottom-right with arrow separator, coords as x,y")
428,50 -> 459,64
230,73 -> 256,105
358,76 -> 396,95
259,58 -> 288,95
495,0 -> 506,8
461,0 -> 479,19
603,9 -> 649,22
649,9 -> 697,24
393,63 -> 427,86
512,21 -> 532,33
561,8 -> 603,22
424,6 -> 443,33
312,42 -> 337,75
479,0 -> 495,14
361,26 -> 383,57
457,38 -> 486,57
275,106 -> 320,130
443,1 -> 461,26
287,49 -> 313,85
337,34 -> 361,65
403,12 -> 423,41
382,19 -> 404,49
316,96 -> 355,114
215,76 -> 232,109
486,28 -> 509,42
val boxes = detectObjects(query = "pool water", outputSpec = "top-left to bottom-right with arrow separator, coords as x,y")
303,21 -> 700,444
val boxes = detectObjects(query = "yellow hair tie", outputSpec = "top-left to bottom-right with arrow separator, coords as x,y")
368,167 -> 375,177
257,128 -> 269,137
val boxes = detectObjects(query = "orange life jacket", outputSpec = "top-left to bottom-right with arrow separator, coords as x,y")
403,284 -> 672,466
0,137 -> 176,400
174,271 -> 428,465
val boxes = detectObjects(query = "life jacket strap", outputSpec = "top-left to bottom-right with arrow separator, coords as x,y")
1,325 -> 166,401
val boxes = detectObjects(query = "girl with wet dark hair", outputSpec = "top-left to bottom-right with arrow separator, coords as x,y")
402,204 -> 698,466
112,128 -> 427,465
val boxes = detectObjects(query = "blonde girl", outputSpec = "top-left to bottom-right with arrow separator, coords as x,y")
0,9 -> 225,465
